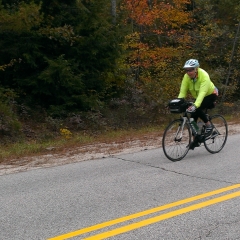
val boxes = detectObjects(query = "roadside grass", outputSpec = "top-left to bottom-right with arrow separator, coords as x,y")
0,125 -> 165,162
0,111 -> 238,163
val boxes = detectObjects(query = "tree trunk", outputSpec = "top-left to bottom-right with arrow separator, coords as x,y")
111,0 -> 116,24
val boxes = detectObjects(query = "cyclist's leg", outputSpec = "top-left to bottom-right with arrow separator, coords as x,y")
197,94 -> 218,136
195,95 -> 215,121
188,111 -> 201,150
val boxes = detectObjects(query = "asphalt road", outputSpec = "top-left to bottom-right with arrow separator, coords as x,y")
1,134 -> 240,240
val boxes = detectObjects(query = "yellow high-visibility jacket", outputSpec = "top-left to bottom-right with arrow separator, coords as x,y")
178,68 -> 215,108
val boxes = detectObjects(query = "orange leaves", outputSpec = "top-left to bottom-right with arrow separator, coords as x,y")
122,0 -> 193,103
124,0 -> 155,25
123,0 -> 191,30
122,0 -> 192,68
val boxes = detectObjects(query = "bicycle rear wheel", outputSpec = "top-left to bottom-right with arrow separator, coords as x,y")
204,114 -> 228,153
162,119 -> 191,161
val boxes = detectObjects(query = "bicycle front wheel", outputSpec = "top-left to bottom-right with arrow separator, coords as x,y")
204,114 -> 228,153
162,119 -> 191,161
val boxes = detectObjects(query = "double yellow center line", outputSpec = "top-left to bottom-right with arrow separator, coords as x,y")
48,183 -> 240,240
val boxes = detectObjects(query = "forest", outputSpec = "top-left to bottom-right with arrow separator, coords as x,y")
0,0 -> 240,142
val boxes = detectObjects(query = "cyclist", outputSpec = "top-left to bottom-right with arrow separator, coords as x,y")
178,59 -> 218,147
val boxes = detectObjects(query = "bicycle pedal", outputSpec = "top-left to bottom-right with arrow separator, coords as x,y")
205,131 -> 218,140
211,131 -> 218,138
189,141 -> 200,150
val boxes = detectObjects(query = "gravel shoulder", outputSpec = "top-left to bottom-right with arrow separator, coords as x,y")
1,122 -> 239,176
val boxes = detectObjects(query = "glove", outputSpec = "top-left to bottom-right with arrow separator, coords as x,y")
187,104 -> 196,113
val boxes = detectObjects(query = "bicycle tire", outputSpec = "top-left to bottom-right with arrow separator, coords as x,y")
204,114 -> 228,153
162,119 -> 191,161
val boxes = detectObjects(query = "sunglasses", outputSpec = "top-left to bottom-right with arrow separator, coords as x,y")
185,68 -> 195,73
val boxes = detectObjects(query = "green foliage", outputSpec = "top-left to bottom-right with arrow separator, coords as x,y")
0,88 -> 22,141
0,0 -> 124,115
0,1 -> 42,32
0,102 -> 21,134
36,55 -> 84,108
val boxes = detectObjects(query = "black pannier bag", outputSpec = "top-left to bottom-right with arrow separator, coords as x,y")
168,98 -> 187,113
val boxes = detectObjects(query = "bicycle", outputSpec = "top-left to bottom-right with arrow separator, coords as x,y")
162,98 -> 228,161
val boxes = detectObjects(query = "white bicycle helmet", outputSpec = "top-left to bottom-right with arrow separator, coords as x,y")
183,59 -> 199,68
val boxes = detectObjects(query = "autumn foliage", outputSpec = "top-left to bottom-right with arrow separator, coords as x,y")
0,0 -> 240,140
121,0 -> 193,101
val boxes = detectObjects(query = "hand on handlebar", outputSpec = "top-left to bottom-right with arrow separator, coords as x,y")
186,103 -> 196,113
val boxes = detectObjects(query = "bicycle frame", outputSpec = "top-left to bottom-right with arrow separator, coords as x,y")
175,112 -> 198,142
174,116 -> 187,141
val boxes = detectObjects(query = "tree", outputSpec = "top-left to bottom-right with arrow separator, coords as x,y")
121,0 -> 192,106
0,0 -> 124,114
